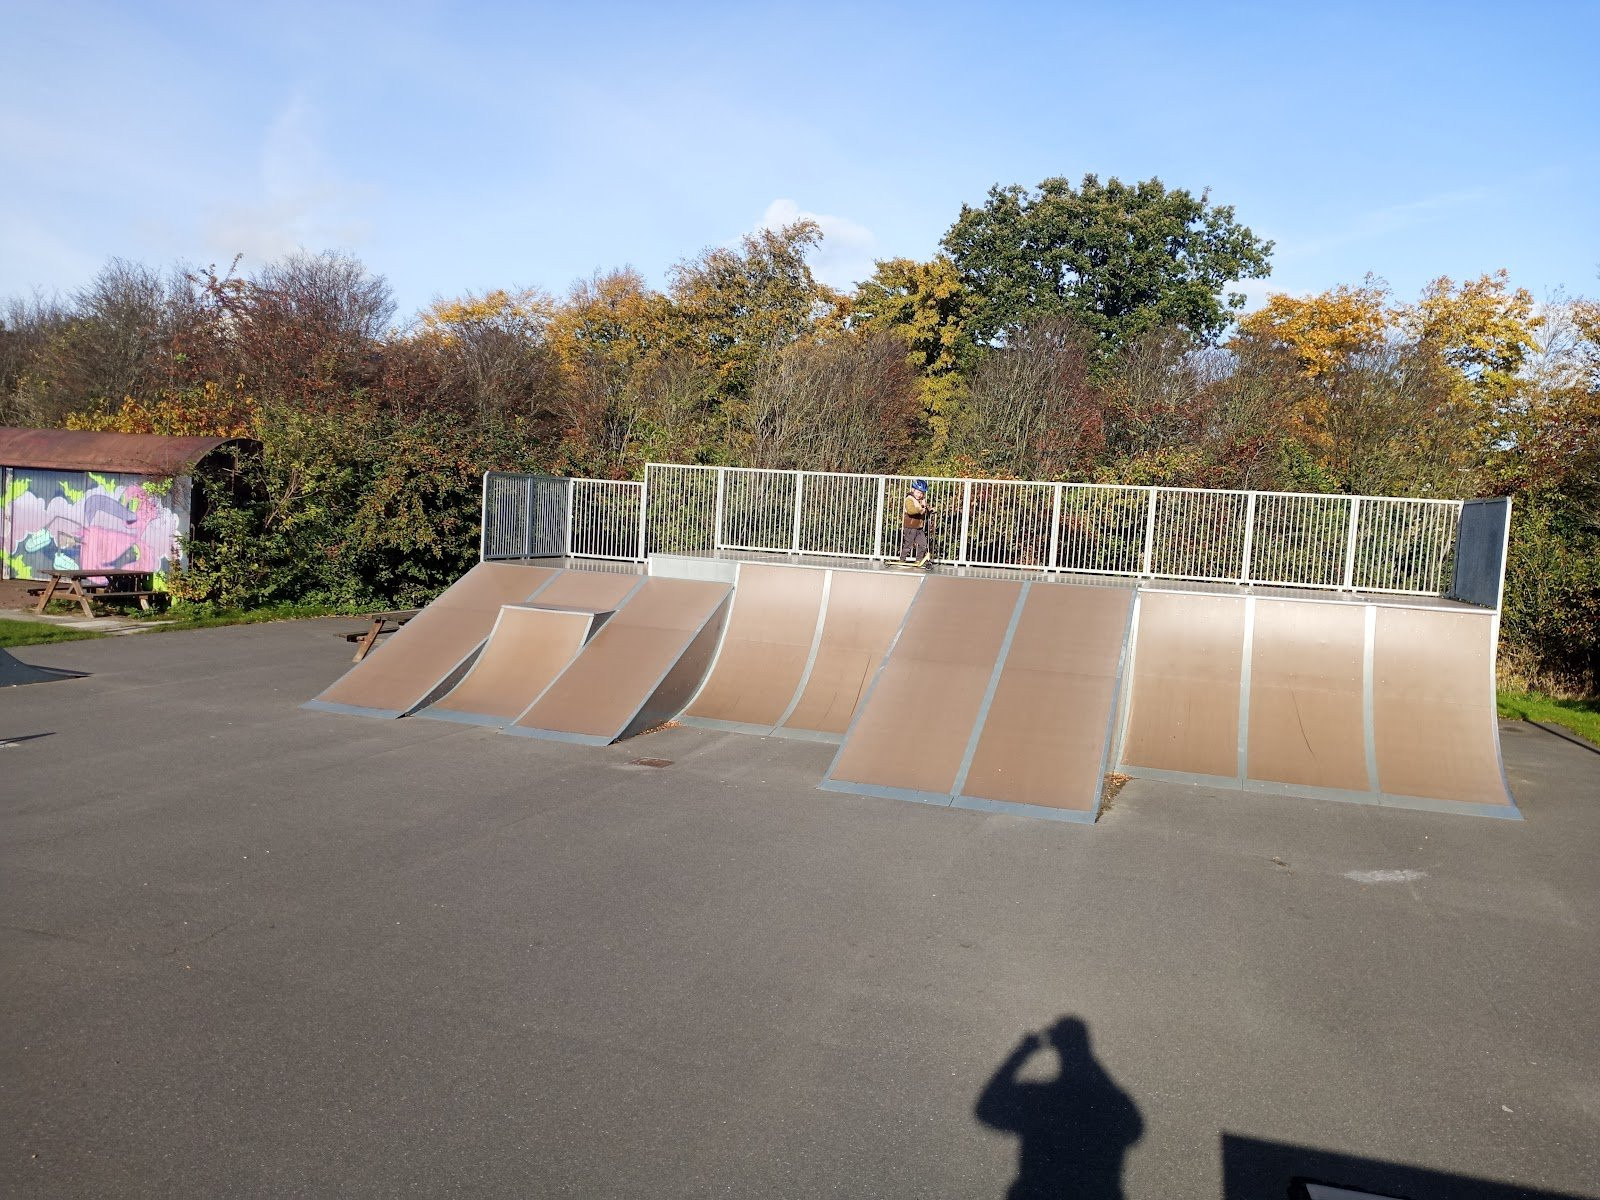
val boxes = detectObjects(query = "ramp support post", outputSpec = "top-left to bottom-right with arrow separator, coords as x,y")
523,477 -> 536,559
1239,491 -> 1257,583
563,478 -> 575,558
791,471 -> 804,555
1341,497 -> 1362,591
873,476 -> 886,560
479,472 -> 489,562
957,480 -> 972,565
1047,482 -> 1063,573
713,467 -> 725,552
1141,487 -> 1158,577
637,468 -> 650,562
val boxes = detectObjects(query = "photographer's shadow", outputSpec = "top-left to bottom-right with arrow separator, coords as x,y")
975,1016 -> 1143,1200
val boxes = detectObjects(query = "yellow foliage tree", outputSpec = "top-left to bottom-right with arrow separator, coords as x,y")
1400,270 -> 1540,407
1234,276 -> 1392,377
64,382 -> 256,438
668,220 -> 842,393
416,288 -> 551,344
851,256 -> 975,457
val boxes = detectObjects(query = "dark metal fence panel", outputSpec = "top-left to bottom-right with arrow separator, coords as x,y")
1448,496 -> 1512,609
480,472 -> 571,561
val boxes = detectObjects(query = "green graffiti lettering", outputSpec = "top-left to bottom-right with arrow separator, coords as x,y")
2,476 -> 30,506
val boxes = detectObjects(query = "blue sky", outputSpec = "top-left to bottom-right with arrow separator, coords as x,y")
3,0 -> 1597,324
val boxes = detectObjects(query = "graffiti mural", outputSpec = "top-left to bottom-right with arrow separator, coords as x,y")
2,469 -> 191,585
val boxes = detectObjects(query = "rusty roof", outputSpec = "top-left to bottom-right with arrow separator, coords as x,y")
0,427 -> 242,475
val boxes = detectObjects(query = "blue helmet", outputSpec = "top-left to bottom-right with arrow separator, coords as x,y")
912,478 -> 929,492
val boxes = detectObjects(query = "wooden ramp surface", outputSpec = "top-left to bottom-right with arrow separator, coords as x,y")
684,564 -> 827,731
956,584 -> 1133,817
780,569 -> 923,737
507,577 -> 731,745
1117,592 -> 1517,817
418,570 -> 644,726
681,563 -> 923,740
303,562 -> 560,718
419,607 -> 603,726
822,577 -> 1132,822
826,575 -> 1022,801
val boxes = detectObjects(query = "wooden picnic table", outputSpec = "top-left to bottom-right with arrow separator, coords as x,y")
31,569 -> 160,619
344,609 -> 422,662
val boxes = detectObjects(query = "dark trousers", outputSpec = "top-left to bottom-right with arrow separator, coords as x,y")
900,525 -> 929,561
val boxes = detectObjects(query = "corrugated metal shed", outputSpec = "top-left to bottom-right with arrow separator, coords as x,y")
0,427 -> 239,475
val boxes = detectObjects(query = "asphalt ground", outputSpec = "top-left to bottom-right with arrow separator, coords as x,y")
2,621 -> 1596,1199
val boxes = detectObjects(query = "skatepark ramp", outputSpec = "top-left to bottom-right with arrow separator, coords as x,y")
1116,590 -> 1515,817
417,570 -> 646,726
306,565 -> 730,748
304,562 -> 562,718
678,562 -> 923,741
660,556 -> 1515,820
305,550 -> 1517,823
505,576 -> 730,745
820,575 -> 1134,823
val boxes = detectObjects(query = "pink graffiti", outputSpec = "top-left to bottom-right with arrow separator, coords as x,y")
7,472 -> 188,577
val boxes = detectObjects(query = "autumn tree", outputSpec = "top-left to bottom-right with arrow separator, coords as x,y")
1318,344 -> 1475,495
1495,292 -> 1600,692
1236,272 -> 1543,494
1195,338 -> 1320,491
1403,271 -> 1539,397
200,251 -> 395,409
545,269 -> 686,475
850,255 -> 975,458
1401,271 -> 1541,458
738,332 -> 918,472
942,174 -> 1273,351
412,287 -> 559,428
668,219 -> 842,396
1099,327 -> 1212,466
0,294 -> 70,425
948,316 -> 1105,479
1235,277 -> 1392,377
13,259 -> 201,424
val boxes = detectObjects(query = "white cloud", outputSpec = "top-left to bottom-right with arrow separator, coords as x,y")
758,198 -> 878,291
203,94 -> 376,263
1226,276 -> 1279,314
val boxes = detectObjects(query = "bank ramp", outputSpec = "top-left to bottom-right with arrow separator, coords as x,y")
304,562 -> 560,718
417,570 -> 646,726
506,576 -> 731,745
1116,591 -> 1516,817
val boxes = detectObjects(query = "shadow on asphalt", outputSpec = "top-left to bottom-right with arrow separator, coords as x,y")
1224,1134 -> 1597,1199
975,1016 -> 1143,1199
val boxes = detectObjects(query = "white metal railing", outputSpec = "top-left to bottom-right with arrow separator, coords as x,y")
639,464 -> 1464,594
483,465 -> 1471,596
567,479 -> 645,561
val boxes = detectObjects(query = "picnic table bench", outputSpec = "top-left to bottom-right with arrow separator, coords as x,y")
344,609 -> 421,662
31,569 -> 160,619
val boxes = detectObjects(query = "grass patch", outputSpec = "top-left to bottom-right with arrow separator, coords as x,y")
131,602 -> 361,632
1498,689 -> 1600,746
0,618 -> 106,648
